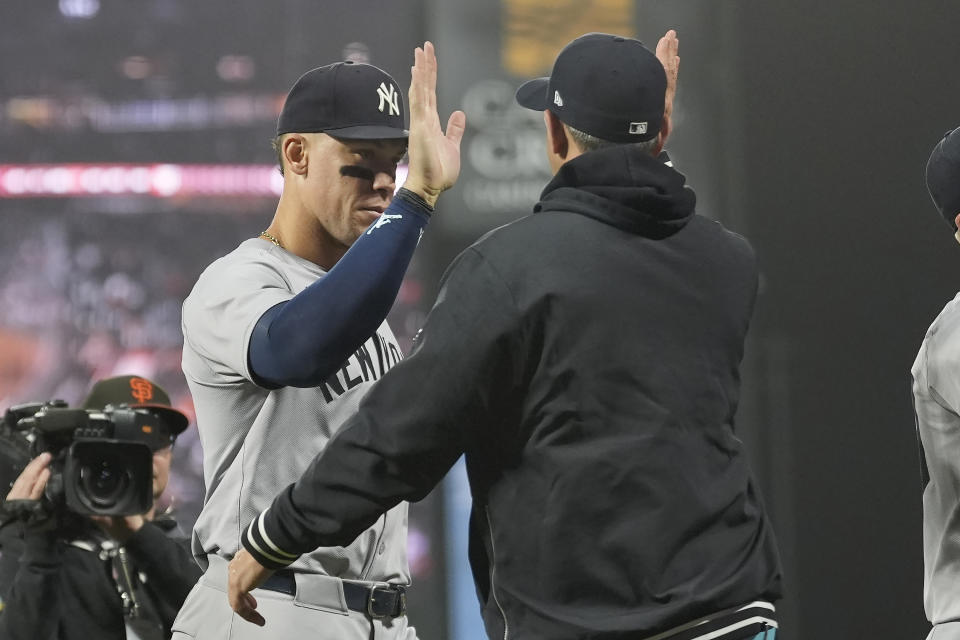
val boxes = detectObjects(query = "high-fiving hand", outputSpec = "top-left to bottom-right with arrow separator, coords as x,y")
655,30 -> 680,131
401,41 -> 467,209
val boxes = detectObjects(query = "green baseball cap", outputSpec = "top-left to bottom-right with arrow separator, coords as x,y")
82,375 -> 189,437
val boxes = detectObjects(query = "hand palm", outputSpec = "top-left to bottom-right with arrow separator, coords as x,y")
404,42 -> 466,206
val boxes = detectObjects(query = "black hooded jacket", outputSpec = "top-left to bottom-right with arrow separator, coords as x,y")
253,145 -> 784,639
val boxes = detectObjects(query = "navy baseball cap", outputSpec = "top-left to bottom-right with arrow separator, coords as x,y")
926,126 -> 960,231
516,33 -> 666,143
277,61 -> 408,140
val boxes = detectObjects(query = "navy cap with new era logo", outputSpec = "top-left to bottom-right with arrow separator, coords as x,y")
516,33 -> 666,143
277,61 -> 408,139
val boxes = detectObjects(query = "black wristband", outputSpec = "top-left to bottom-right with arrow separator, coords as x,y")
395,187 -> 434,215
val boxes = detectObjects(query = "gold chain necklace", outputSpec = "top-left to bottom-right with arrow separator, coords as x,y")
259,231 -> 282,248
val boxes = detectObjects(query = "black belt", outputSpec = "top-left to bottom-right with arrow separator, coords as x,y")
261,571 -> 407,619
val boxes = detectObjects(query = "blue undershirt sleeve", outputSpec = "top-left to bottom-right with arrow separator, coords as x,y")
248,188 -> 431,388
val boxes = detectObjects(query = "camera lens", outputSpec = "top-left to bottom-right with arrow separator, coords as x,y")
65,440 -> 152,515
78,455 -> 132,508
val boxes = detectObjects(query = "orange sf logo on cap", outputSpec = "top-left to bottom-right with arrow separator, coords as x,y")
130,377 -> 154,404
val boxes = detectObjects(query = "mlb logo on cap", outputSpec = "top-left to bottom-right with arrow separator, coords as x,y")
629,122 -> 648,135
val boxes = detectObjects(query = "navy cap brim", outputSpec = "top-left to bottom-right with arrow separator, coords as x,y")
324,124 -> 409,140
516,77 -> 550,111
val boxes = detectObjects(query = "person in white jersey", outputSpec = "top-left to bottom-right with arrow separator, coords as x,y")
171,42 -> 464,639
913,125 -> 960,640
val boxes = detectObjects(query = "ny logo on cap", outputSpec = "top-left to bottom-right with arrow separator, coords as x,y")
629,122 -> 648,135
377,82 -> 400,116
553,91 -> 564,107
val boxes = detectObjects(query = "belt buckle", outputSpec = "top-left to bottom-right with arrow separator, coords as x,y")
366,585 -> 387,619
366,585 -> 406,619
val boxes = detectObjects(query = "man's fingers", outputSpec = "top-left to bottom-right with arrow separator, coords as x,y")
404,39 -> 460,205
24,452 -> 52,476
230,588 -> 264,626
6,453 -> 52,501
409,45 -> 434,122
227,549 -> 274,626
656,29 -> 679,74
228,577 -> 261,625
656,29 -> 679,122
445,110 -> 466,147
656,30 -> 676,59
235,593 -> 265,627
409,42 -> 437,118
423,41 -> 437,96
30,468 -> 50,500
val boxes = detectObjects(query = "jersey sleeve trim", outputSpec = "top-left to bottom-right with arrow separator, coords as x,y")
240,508 -> 299,570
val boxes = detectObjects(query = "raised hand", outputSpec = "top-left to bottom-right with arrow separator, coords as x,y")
655,30 -> 680,123
402,41 -> 467,208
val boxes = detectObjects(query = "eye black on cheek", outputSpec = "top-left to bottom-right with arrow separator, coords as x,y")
339,165 -> 376,181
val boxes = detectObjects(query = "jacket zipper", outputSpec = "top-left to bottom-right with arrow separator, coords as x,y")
486,506 -> 510,640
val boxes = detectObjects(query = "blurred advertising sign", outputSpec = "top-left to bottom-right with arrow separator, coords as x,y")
502,0 -> 635,77
0,164 -> 409,200
431,0 -> 634,240
3,94 -> 282,133
0,164 -> 283,198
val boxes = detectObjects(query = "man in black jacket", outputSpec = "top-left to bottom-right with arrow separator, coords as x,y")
0,375 -> 202,640
228,32 -> 783,640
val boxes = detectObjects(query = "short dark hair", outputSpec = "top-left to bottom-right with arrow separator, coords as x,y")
271,135 -> 286,176
565,124 -> 659,156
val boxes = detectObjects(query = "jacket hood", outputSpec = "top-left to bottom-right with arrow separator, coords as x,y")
534,145 -> 697,237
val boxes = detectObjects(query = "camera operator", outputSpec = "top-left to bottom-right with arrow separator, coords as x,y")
0,375 -> 202,640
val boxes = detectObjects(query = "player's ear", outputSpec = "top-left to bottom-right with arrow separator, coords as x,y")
544,111 -> 568,159
283,135 -> 309,176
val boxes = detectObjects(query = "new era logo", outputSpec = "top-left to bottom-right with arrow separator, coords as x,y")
628,122 -> 648,135
553,90 -> 563,107
377,82 -> 400,116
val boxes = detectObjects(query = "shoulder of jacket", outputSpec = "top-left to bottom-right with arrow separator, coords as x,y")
695,216 -> 756,255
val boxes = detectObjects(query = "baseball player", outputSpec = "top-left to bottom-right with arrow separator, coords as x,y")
171,42 -> 464,639
913,126 -> 960,640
